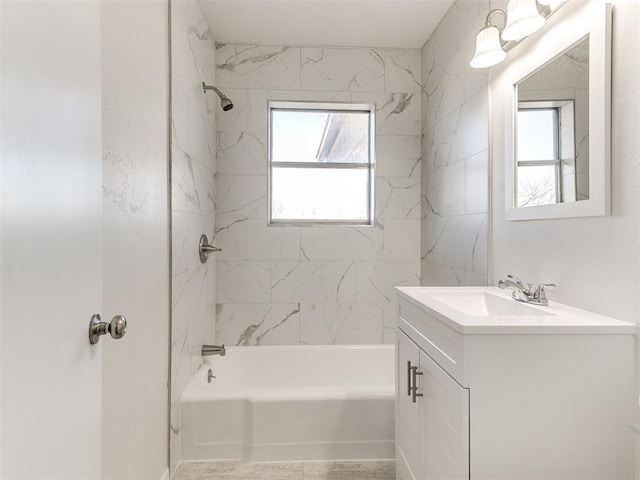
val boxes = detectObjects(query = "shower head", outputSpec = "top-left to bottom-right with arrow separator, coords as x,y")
202,82 -> 234,111
220,96 -> 234,111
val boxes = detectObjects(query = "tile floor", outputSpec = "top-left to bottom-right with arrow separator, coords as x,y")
174,460 -> 396,480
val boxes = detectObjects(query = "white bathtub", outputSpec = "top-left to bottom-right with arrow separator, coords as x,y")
179,345 -> 395,463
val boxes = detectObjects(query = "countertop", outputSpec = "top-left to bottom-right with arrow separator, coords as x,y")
395,286 -> 637,334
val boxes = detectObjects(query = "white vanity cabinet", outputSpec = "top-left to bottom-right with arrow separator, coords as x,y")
395,286 -> 636,480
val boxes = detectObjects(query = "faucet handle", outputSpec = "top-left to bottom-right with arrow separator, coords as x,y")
533,283 -> 556,300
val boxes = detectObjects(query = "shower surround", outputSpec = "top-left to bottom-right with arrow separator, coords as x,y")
213,44 -> 423,346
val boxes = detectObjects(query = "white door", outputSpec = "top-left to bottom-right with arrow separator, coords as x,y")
1,1 -> 104,477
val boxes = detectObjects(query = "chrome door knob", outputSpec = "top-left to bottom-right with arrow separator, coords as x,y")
109,315 -> 127,339
89,314 -> 128,345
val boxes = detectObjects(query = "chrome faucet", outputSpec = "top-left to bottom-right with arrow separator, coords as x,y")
498,274 -> 556,306
497,274 -> 530,302
202,344 -> 226,357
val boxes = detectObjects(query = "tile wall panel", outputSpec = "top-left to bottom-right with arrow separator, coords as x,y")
420,0 -> 490,286
215,44 -> 423,345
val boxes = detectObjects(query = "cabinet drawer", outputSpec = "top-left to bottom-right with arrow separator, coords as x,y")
398,300 -> 466,384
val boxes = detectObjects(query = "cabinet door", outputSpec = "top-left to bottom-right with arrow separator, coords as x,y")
419,350 -> 470,480
397,330 -> 421,480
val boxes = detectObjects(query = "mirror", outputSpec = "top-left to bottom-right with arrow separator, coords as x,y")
500,1 -> 611,221
515,38 -> 589,208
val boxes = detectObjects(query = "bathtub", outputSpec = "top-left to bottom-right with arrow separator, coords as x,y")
179,344 -> 395,463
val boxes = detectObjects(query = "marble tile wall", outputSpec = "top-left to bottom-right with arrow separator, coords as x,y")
214,44 -> 422,346
420,0 -> 490,286
170,0 -> 217,473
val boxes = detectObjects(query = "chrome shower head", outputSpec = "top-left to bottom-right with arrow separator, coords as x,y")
220,96 -> 234,111
202,82 -> 234,111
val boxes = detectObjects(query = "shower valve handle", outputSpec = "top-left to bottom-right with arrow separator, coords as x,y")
199,234 -> 221,264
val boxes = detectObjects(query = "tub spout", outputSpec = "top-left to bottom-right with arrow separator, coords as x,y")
202,344 -> 225,357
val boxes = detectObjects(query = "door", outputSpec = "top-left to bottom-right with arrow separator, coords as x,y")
1,1 -> 104,477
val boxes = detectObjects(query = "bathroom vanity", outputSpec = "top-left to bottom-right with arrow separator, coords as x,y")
395,286 -> 636,480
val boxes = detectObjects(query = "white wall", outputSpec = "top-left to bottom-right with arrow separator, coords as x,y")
170,0 -> 218,473
213,44 -> 422,346
491,0 -> 640,323
490,2 -> 640,472
101,1 -> 170,478
420,0 -> 490,287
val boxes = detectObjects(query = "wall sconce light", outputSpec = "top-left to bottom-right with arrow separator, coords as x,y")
502,0 -> 546,40
470,0 -> 548,69
470,9 -> 507,69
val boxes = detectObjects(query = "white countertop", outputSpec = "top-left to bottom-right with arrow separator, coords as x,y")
395,286 -> 636,334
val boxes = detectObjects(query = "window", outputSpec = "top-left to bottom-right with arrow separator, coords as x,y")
516,100 -> 576,208
268,101 -> 375,225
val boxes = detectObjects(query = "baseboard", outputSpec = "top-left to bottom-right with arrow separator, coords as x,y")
160,467 -> 170,480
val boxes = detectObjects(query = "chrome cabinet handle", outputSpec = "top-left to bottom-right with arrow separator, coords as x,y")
411,366 -> 423,403
407,361 -> 413,396
89,314 -> 127,345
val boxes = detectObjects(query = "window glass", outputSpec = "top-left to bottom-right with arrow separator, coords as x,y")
517,164 -> 557,207
269,102 -> 374,224
517,109 -> 556,161
272,168 -> 369,221
272,110 -> 369,164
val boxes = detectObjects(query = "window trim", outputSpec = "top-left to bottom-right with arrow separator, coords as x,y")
267,100 -> 376,226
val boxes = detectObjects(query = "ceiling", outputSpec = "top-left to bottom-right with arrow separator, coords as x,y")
200,0 -> 456,49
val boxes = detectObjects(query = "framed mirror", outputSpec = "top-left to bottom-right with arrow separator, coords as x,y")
502,1 -> 611,221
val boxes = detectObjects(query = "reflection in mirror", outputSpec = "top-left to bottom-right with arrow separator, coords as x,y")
515,37 -> 589,208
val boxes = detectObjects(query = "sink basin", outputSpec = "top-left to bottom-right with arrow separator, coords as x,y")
427,290 -> 550,317
395,286 -> 636,334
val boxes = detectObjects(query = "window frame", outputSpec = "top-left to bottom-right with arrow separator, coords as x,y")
267,100 -> 376,226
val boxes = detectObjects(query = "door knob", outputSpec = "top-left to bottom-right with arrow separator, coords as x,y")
89,314 -> 127,345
